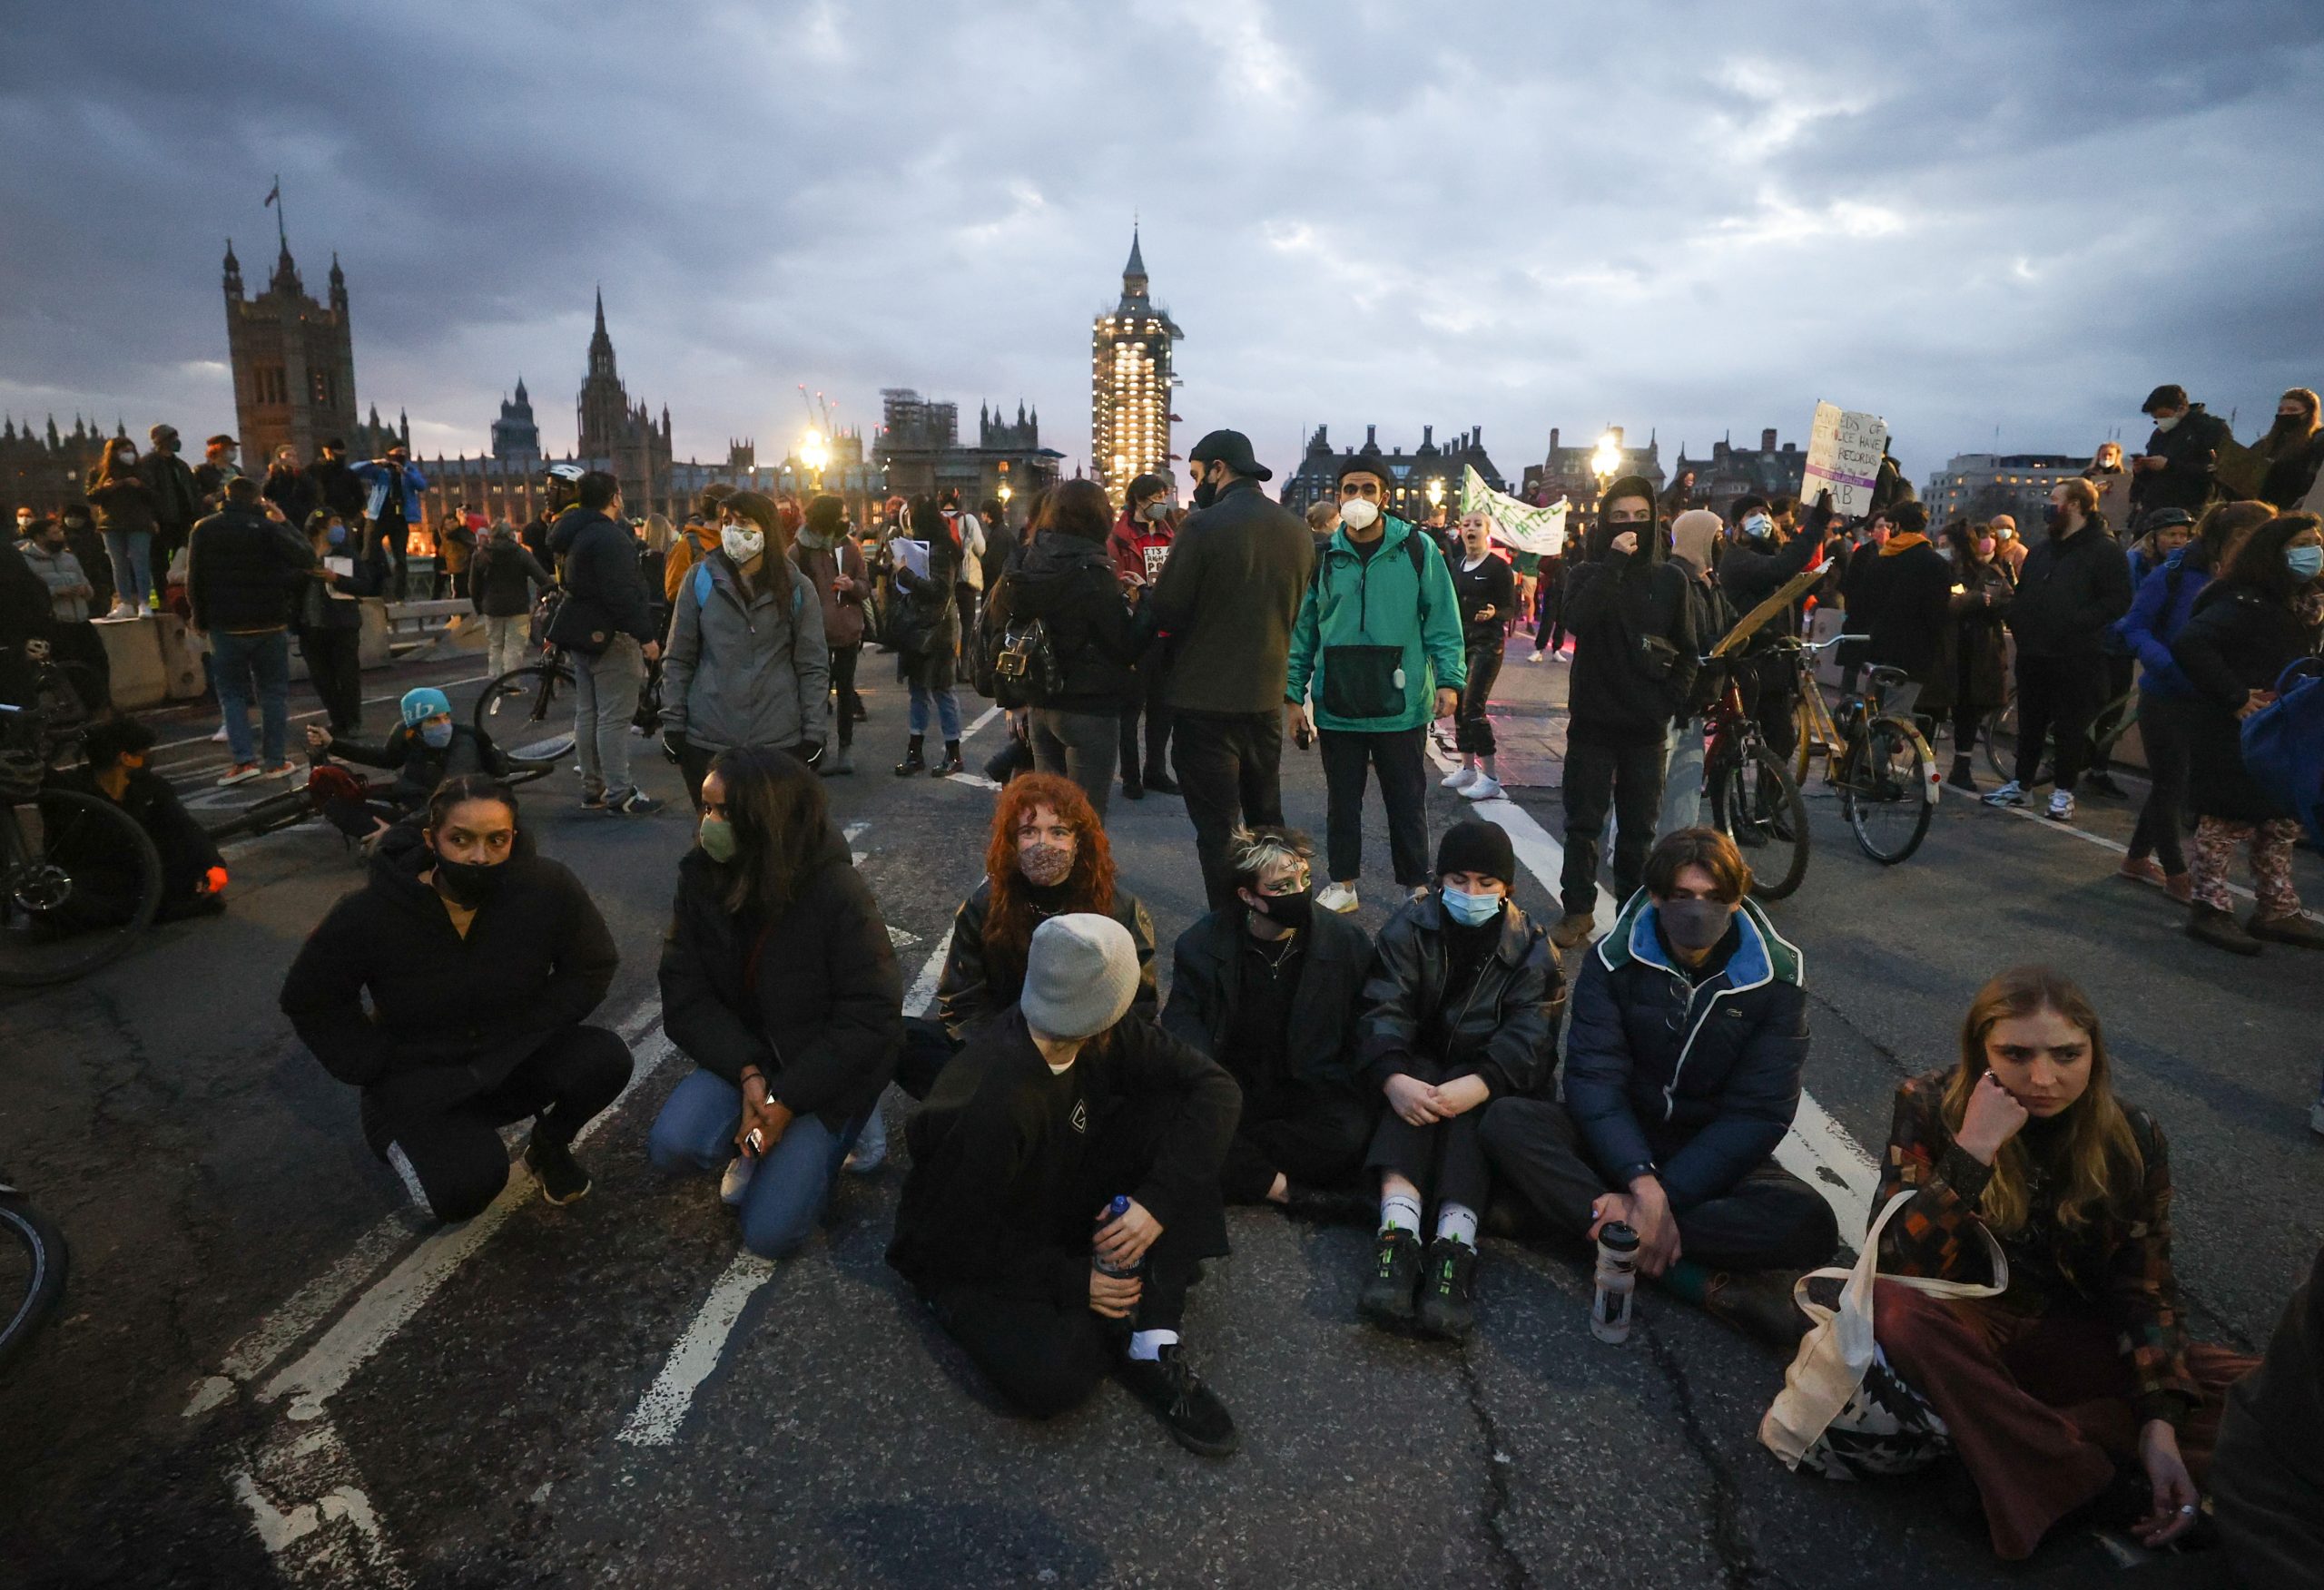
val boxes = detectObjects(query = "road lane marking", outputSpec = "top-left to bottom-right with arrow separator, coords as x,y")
963,704 -> 1000,740
1426,741 -> 1878,1247
1989,801 -> 2323,923
614,1252 -> 779,1447
151,672 -> 494,754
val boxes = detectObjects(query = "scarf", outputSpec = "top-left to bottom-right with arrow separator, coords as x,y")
1878,532 -> 1929,557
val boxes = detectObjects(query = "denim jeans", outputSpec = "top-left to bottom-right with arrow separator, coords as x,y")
646,1069 -> 864,1258
572,633 -> 645,798
212,628 -> 290,767
909,680 -> 961,739
485,614 -> 528,679
103,529 -> 153,610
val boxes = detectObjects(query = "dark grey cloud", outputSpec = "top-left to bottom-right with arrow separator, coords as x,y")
4,0 -> 2322,486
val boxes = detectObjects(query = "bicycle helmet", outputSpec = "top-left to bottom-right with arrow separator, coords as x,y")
541,461 -> 587,517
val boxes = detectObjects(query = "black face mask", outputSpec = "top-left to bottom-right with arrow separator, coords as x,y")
1252,888 -> 1314,932
1657,897 -> 1732,953
1190,472 -> 1218,510
431,852 -> 507,909
2043,504 -> 2068,534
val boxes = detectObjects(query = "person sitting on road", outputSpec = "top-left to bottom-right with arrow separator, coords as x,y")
1866,965 -> 2256,1562
1357,819 -> 1561,1342
648,746 -> 901,1258
51,716 -> 228,926
307,686 -> 510,844
2209,1242 -> 2324,1590
887,912 -> 1244,1457
658,488 -> 829,809
1481,827 -> 1838,1343
280,775 -> 632,1222
928,772 -> 1157,1066
1159,825 -> 1374,1218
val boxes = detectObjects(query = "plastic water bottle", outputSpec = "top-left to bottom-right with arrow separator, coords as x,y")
1591,1222 -> 1639,1344
1093,1194 -> 1141,1279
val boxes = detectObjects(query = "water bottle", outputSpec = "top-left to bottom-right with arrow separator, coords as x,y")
1093,1193 -> 1141,1279
1590,1222 -> 1639,1344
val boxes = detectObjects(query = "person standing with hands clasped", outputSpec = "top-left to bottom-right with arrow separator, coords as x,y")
549,470 -> 664,816
1443,509 -> 1516,802
1285,454 -> 1466,914
887,913 -> 1243,1457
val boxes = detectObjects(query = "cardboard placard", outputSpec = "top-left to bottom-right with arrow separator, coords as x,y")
1801,402 -> 1888,517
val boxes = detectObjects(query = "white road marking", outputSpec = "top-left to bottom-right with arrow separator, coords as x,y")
904,928 -> 953,1017
946,770 -> 1003,790
614,1252 -> 779,1447
1990,800 -> 2323,923
1426,741 -> 1878,1248
184,1214 -> 422,1419
962,704 -> 1000,741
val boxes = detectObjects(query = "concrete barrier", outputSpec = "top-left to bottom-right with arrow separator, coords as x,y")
94,616 -> 169,710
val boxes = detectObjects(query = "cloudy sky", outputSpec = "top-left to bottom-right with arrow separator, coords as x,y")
5,0 -> 2321,487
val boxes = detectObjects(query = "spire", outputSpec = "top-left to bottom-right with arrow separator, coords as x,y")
595,287 -> 607,336
1119,224 -> 1148,304
515,374 -> 528,403
223,239 -> 243,298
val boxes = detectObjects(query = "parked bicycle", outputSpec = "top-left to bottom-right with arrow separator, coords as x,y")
473,589 -> 663,748
1701,659 -> 1810,899
1829,665 -> 1941,864
0,1165 -> 67,1369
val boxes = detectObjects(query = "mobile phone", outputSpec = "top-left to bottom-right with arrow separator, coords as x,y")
743,1127 -> 765,1157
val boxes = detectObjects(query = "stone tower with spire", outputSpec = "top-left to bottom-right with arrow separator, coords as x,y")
222,230 -> 358,465
493,376 -> 541,462
572,290 -> 673,514
1089,225 -> 1184,506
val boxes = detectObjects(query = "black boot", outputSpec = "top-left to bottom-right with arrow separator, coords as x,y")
893,735 -> 925,777
1945,755 -> 1977,792
1115,1343 -> 1239,1458
1415,1236 -> 1479,1341
933,739 -> 964,777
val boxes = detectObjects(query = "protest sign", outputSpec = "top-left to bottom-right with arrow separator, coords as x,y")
1801,402 -> 1888,517
2093,470 -> 2135,532
2211,434 -> 2266,499
894,538 -> 931,578
1460,465 -> 1566,555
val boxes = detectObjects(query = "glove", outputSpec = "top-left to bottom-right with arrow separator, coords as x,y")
795,740 -> 824,767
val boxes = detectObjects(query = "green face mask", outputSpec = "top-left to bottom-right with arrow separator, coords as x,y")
698,815 -> 738,863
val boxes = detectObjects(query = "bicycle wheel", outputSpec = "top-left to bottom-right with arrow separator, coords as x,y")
0,790 -> 163,986
1981,697 -> 2053,787
1711,742 -> 1811,900
0,1186 -> 69,1369
1789,697 -> 1816,787
1846,718 -> 1935,865
474,662 -> 573,737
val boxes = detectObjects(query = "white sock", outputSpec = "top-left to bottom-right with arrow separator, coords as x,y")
1435,1202 -> 1479,1250
1380,1191 -> 1423,1237
1128,1328 -> 1177,1362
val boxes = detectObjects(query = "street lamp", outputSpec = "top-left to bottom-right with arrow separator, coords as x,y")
800,428 -> 829,488
1425,476 -> 1445,514
1590,429 -> 1623,485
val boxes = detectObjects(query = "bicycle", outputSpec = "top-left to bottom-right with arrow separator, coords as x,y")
1784,636 -> 1848,790
1829,665 -> 1940,864
1980,682 -> 2139,788
0,1165 -> 68,1369
1700,662 -> 1811,899
473,590 -> 664,748
0,644 -> 163,987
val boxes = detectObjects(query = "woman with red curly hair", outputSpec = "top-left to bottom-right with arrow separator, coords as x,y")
934,772 -> 1157,1048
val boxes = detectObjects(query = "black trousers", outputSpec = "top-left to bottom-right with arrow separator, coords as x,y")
1171,709 -> 1285,909
299,624 -> 364,731
1317,725 -> 1429,887
1219,1081 -> 1375,1204
830,643 -> 862,746
1560,734 -> 1668,916
2012,653 -> 2106,793
1455,636 -> 1503,756
1480,1096 -> 1840,1272
2129,692 -> 2198,874
2088,653 -> 2137,778
1738,653 -> 1797,763
53,621 -> 113,713
363,1026 -> 635,1223
372,517 -> 409,601
1118,638 -> 1175,784
1533,584 -> 1566,653
923,1099 -> 1230,1417
1365,1054 -> 1491,1211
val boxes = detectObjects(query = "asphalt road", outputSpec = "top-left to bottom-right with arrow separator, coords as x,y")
0,641 -> 2314,1589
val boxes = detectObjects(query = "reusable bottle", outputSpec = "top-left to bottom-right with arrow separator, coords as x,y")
1093,1194 -> 1141,1280
1591,1222 -> 1639,1344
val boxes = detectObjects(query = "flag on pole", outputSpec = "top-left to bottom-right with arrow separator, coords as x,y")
1459,465 -> 1566,555
264,180 -> 280,209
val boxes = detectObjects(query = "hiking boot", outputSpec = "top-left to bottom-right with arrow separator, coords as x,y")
523,1131 -> 592,1206
1550,910 -> 1596,949
2083,771 -> 2127,799
1115,1345 -> 1239,1458
1700,1270 -> 1809,1349
1982,780 -> 2026,809
1415,1237 -> 1479,1341
2188,904 -> 2263,957
893,736 -> 926,777
932,741 -> 965,777
1358,1228 -> 1423,1329
1945,756 -> 1978,793
1144,771 -> 1180,796
2249,912 -> 2324,950
2116,857 -> 2166,889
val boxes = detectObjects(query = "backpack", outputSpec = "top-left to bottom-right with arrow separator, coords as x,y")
2241,657 -> 2324,846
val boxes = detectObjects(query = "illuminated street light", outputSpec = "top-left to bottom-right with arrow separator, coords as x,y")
1425,476 -> 1444,510
1590,429 -> 1623,484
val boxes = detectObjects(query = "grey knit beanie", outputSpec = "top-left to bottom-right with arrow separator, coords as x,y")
1020,913 -> 1139,1039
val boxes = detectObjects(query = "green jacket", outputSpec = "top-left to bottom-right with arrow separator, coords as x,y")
1285,515 -> 1467,732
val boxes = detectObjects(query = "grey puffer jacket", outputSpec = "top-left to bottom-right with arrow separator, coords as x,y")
660,551 -> 830,754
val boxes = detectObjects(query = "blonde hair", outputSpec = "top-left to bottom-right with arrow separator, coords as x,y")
1305,501 -> 1340,533
643,513 -> 676,555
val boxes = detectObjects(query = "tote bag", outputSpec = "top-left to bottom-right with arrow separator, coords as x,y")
1759,1187 -> 2008,1479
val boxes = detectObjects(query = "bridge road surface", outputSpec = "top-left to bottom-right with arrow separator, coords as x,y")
0,639 -> 2314,1588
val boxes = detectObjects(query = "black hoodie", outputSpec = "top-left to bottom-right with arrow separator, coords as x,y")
1561,474 -> 1701,745
996,532 -> 1143,711
280,829 -> 619,1142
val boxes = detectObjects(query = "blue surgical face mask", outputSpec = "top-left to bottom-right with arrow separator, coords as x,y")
326,523 -> 348,546
1441,885 -> 1503,927
1742,515 -> 1772,540
419,721 -> 454,750
2286,545 -> 2323,581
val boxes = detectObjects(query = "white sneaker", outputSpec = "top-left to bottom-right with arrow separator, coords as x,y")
102,602 -> 138,622
1528,650 -> 1545,663
720,1156 -> 757,1207
211,723 -> 231,743
1440,765 -> 1480,790
845,1099 -> 890,1174
2046,790 -> 2074,822
1982,780 -> 2025,808
1461,774 -> 1505,801
1315,881 -> 1360,914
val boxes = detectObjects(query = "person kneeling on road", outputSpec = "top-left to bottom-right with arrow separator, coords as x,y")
54,716 -> 228,925
887,913 -> 1244,1457
1358,819 -> 1561,1341
1160,825 -> 1375,1220
307,686 -> 511,845
1481,827 -> 1838,1344
648,746 -> 901,1256
280,775 -> 631,1220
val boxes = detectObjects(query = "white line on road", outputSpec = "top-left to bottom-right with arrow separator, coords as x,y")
1426,741 -> 1879,1247
1990,800 -> 2323,923
614,1251 -> 779,1447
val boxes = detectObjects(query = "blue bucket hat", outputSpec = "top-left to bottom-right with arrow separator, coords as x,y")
399,686 -> 453,728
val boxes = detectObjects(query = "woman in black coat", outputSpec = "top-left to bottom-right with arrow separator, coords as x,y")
2171,513 -> 2324,955
648,745 -> 902,1257
1925,519 -> 2015,790
280,776 -> 632,1221
294,510 -> 385,732
891,495 -> 964,776
999,480 -> 1145,819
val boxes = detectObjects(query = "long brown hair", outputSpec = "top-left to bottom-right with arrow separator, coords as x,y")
981,772 -> 1115,989
1943,966 -> 2142,1240
705,745 -> 828,917
95,436 -> 139,482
